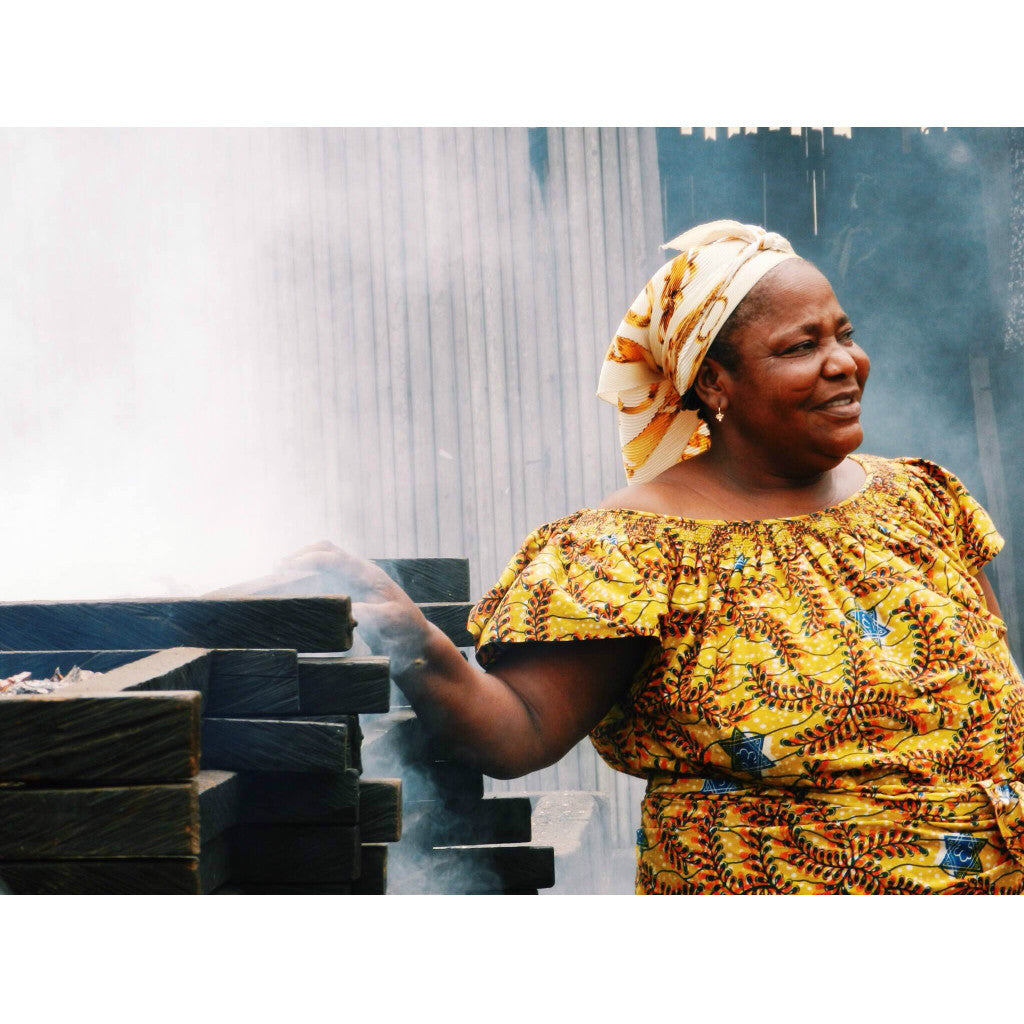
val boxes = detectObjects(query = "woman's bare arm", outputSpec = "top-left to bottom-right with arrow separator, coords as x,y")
283,542 -> 651,779
395,627 -> 651,778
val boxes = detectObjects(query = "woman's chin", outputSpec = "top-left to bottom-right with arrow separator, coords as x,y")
817,422 -> 864,461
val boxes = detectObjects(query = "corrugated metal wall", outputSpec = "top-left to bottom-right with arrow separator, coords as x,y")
0,127 -> 662,847
239,127 -> 665,844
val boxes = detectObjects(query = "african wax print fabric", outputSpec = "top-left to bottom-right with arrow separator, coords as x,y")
468,455 -> 1024,894
596,220 -> 798,484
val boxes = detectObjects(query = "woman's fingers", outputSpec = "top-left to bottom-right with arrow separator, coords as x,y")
284,539 -> 344,558
277,541 -> 407,603
277,540 -> 344,570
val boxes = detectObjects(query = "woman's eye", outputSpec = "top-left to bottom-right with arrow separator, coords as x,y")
786,340 -> 816,354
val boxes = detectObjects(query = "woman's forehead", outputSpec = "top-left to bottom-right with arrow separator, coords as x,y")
746,260 -> 846,330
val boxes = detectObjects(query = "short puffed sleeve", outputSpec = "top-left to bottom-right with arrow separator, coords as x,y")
467,510 -> 674,667
898,458 -> 1004,573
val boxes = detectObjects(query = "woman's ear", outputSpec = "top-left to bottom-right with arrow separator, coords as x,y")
693,358 -> 728,413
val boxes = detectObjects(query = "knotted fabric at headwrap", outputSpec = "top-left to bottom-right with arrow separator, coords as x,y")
597,220 -> 799,484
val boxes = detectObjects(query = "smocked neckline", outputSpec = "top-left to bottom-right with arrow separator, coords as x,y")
580,453 -> 880,530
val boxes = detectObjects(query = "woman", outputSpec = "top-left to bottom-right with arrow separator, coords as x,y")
290,221 -> 1024,894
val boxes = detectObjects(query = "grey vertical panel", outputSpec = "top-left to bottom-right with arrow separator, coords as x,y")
318,130 -> 362,546
454,128 -> 502,583
545,129 -> 585,513
471,127 -> 518,586
638,128 -> 665,273
301,129 -> 342,533
338,129 -> 385,554
439,128 -> 483,579
502,129 -> 548,535
528,136 -> 573,529
285,130 -> 318,508
376,129 -> 418,556
420,128 -> 465,558
562,128 -> 605,513
396,128 -> 439,557
597,127 -> 629,503
275,130 -> 314,504
251,130 -> 290,489
359,129 -> 401,556
490,127 -> 529,543
585,128 -> 614,503
224,131 -> 261,491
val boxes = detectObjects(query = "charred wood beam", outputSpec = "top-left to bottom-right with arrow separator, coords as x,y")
418,603 -> 474,647
296,655 -> 390,714
237,769 -> 359,825
401,844 -> 555,895
351,843 -> 388,895
229,824 -> 361,887
198,770 -> 242,845
0,692 -> 200,783
199,831 -> 232,894
372,559 -> 470,603
406,796 -> 532,847
0,857 -> 202,894
400,763 -> 484,803
0,648 -> 301,716
279,714 -> 361,771
0,782 -> 199,858
201,718 -> 350,773
205,650 -> 299,715
71,648 -> 210,701
358,778 -> 402,843
0,597 -> 353,653
360,709 -> 444,765
0,650 -> 151,676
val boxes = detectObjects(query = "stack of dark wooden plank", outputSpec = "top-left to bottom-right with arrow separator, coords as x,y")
0,595 -> 403,893
360,710 -> 554,894
222,558 -> 556,895
0,649 -> 204,894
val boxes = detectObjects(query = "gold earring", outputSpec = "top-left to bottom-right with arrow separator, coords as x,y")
715,405 -> 725,423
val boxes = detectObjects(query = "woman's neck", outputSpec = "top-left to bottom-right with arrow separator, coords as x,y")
625,451 -> 866,522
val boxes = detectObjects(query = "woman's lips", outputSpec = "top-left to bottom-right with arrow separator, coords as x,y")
813,397 -> 861,419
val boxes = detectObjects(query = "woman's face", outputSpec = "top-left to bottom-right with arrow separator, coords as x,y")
713,260 -> 870,472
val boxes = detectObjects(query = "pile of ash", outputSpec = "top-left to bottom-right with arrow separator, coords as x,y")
0,666 -> 99,696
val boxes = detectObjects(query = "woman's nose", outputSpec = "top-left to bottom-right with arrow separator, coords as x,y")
822,339 -> 859,377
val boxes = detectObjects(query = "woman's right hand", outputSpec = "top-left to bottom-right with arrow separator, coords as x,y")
277,541 -> 431,663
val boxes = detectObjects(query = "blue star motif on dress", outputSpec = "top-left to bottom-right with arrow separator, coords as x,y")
850,606 -> 891,644
720,728 -> 775,778
635,828 -> 650,851
994,783 -> 1019,806
732,554 -> 748,573
939,834 -> 986,877
598,533 -> 620,547
702,775 -> 742,794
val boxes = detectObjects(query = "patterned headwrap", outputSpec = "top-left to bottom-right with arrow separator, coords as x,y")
597,220 -> 799,484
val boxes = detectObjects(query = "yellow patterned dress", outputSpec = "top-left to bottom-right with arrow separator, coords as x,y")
467,455 -> 1024,894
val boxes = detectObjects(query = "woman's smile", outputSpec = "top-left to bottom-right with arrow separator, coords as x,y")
810,392 -> 862,419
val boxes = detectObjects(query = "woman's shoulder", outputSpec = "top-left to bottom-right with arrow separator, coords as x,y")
865,454 -> 978,507
596,460 -> 722,521
596,481 -> 667,514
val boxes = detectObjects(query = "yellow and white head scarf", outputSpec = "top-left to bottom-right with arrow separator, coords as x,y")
597,220 -> 799,484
